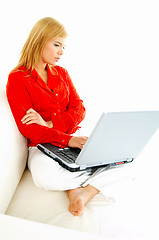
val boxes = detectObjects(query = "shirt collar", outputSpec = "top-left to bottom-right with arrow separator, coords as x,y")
30,64 -> 58,78
30,64 -> 58,93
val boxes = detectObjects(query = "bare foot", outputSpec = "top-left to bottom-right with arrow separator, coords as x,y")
67,185 -> 99,216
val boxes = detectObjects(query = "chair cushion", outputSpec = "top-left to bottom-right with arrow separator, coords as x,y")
6,169 -> 115,234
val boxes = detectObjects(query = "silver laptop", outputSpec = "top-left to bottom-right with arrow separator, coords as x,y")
37,111 -> 159,172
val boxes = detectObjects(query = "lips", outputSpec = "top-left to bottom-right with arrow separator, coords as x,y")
55,58 -> 60,62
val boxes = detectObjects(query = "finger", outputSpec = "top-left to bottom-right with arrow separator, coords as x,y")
81,136 -> 88,142
21,115 -> 28,122
79,142 -> 85,149
21,112 -> 37,121
21,115 -> 37,124
21,115 -> 31,123
26,108 -> 35,114
25,119 -> 38,125
80,139 -> 87,145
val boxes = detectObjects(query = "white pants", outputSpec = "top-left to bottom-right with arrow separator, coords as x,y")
28,147 -> 137,197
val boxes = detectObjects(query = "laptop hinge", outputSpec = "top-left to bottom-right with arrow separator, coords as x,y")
80,165 -> 87,170
126,158 -> 134,162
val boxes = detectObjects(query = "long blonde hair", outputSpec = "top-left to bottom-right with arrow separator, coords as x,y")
14,17 -> 68,71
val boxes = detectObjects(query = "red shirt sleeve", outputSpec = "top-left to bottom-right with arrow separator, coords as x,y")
6,70 -> 72,147
51,67 -> 86,134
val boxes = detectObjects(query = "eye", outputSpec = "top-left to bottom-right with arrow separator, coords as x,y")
53,42 -> 66,50
54,43 -> 60,47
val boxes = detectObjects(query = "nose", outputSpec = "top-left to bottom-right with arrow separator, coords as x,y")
58,47 -> 64,56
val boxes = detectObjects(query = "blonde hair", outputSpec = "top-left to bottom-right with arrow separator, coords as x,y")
14,17 -> 68,71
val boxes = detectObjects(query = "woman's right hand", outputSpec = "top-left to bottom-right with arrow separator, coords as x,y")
21,108 -> 53,128
68,136 -> 88,149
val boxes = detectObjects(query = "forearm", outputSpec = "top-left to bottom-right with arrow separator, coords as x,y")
51,103 -> 86,134
8,102 -> 71,147
20,123 -> 71,147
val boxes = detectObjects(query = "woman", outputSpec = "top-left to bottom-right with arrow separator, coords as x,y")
6,17 -> 134,216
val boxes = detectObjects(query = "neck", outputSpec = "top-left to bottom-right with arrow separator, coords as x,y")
34,61 -> 48,84
34,61 -> 47,74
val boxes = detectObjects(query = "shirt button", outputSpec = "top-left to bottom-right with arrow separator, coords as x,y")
55,93 -> 58,96
62,140 -> 65,143
54,113 -> 56,116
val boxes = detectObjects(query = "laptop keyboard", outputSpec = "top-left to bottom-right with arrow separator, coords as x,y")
56,148 -> 81,164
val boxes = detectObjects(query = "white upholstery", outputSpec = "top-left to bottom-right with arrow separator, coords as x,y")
0,87 -> 28,213
1,85 -> 159,238
6,169 -> 113,233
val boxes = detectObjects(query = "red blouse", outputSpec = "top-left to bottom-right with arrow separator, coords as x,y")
6,65 -> 86,148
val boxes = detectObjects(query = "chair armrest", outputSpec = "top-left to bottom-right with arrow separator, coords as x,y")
0,88 -> 28,213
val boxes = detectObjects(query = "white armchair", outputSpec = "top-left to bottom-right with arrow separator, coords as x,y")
1,84 -> 159,239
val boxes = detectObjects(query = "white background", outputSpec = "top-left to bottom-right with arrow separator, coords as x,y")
1,2 -> 159,236
0,0 -> 159,133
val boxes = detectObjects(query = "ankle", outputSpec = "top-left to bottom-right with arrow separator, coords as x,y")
85,185 -> 99,196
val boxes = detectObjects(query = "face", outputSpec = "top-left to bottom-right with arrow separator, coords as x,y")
41,37 -> 66,66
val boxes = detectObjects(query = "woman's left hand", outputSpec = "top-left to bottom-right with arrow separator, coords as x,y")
21,108 -> 53,128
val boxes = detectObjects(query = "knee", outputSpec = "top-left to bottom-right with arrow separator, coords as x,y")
30,165 -> 65,191
28,148 -> 81,191
28,148 -> 65,190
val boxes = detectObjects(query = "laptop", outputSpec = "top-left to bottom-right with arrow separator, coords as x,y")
37,111 -> 159,172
